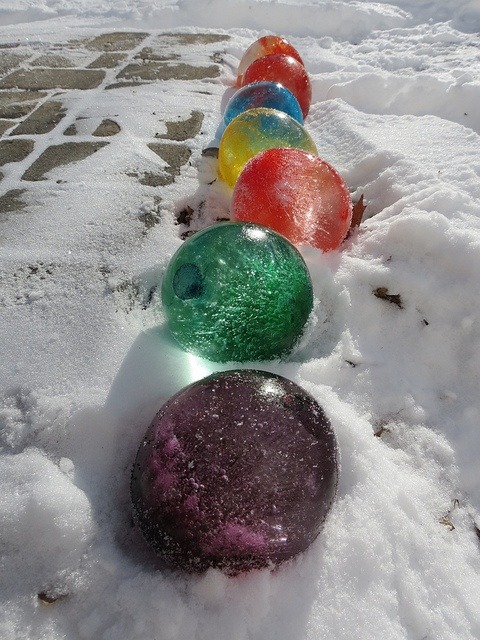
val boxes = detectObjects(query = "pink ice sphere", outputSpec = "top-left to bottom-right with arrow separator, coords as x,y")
130,370 -> 339,575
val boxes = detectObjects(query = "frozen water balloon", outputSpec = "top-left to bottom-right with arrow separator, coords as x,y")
224,81 -> 303,126
131,369 -> 339,574
161,221 -> 313,363
232,148 -> 352,251
237,35 -> 304,85
218,107 -> 317,188
241,54 -> 312,119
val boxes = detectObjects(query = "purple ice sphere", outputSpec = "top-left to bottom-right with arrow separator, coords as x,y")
131,370 -> 339,575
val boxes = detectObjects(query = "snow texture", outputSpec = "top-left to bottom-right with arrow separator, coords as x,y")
1,0 -> 480,639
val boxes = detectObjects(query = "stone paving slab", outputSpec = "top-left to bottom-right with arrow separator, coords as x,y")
10,100 -> 66,135
31,54 -> 76,68
87,53 -> 127,69
0,52 -> 27,76
92,119 -> 122,137
0,120 -> 11,135
117,61 -> 220,82
0,90 -> 47,119
0,188 -> 26,219
0,138 -> 35,166
156,110 -> 204,141
0,68 -> 106,91
82,32 -> 149,51
22,141 -> 109,181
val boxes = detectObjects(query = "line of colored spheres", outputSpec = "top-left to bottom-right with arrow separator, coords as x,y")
130,36 -> 340,576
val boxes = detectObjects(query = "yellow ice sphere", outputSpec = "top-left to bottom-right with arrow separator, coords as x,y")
218,108 -> 317,188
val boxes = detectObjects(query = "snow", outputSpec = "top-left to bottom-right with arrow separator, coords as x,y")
1,0 -> 480,639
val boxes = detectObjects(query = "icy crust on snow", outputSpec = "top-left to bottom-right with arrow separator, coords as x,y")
0,0 -> 408,39
1,0 -> 480,35
1,1 -> 480,639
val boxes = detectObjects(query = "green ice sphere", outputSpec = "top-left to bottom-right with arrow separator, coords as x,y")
161,222 -> 313,362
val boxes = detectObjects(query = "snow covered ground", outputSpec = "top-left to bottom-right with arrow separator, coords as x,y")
1,1 -> 480,639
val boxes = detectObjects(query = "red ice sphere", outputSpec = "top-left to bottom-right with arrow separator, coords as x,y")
236,35 -> 305,85
232,148 -> 352,252
131,370 -> 339,575
241,53 -> 312,119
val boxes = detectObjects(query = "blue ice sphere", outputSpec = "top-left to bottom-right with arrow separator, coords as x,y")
224,81 -> 304,126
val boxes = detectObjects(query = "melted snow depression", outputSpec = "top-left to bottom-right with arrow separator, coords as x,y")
0,0 -> 480,639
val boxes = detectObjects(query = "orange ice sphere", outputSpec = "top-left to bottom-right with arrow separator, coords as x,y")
237,35 -> 304,85
232,148 -> 352,252
218,108 -> 317,188
242,53 -> 312,118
